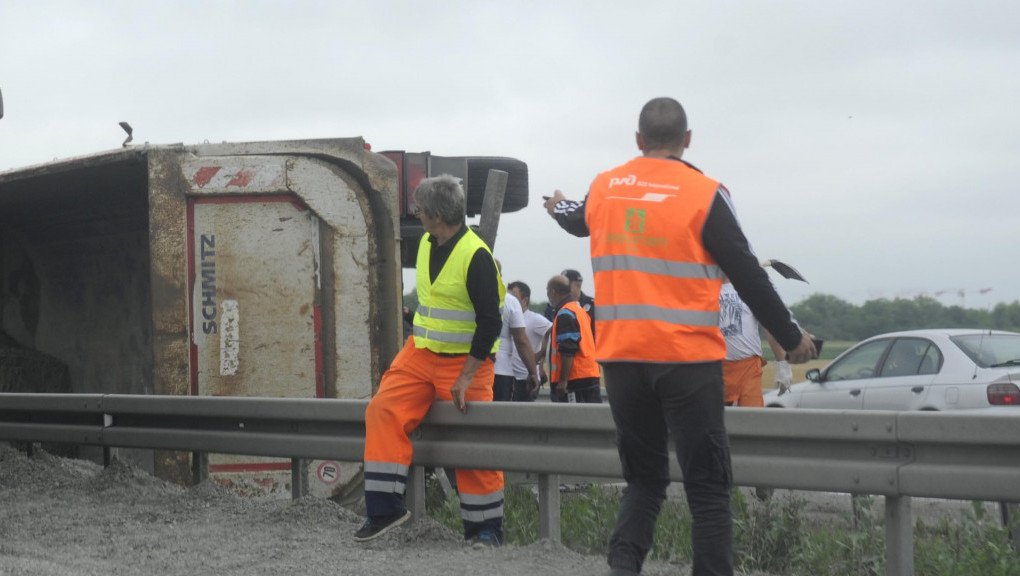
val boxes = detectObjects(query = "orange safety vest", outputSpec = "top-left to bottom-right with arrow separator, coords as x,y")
585,156 -> 726,363
550,301 -> 600,382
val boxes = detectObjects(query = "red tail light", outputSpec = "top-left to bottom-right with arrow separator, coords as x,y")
987,382 -> 1020,405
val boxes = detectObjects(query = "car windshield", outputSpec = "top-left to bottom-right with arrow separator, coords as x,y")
950,334 -> 1020,368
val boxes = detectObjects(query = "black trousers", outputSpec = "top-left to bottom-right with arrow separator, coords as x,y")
603,361 -> 733,576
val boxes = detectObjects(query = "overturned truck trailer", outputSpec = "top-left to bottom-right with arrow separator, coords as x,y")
0,138 -> 405,495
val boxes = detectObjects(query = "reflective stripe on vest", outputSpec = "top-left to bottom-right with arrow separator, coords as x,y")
415,305 -> 476,322
550,301 -> 600,382
597,304 -> 719,327
586,156 -> 726,363
413,228 -> 504,354
591,253 -> 723,281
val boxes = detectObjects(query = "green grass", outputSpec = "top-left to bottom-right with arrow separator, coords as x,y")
425,476 -> 1020,575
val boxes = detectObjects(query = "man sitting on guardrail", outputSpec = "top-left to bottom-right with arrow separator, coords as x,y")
356,175 -> 506,549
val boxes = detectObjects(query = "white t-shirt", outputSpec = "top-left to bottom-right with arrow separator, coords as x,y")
511,309 -> 553,380
494,293 -> 527,376
719,282 -> 762,361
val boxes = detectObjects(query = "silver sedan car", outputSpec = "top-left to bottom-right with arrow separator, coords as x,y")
763,329 -> 1020,411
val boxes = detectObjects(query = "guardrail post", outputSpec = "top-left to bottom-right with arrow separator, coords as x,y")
538,473 -> 561,543
407,465 -> 426,521
885,495 -> 914,576
192,451 -> 209,486
291,458 -> 309,500
999,502 -> 1020,550
103,446 -> 119,467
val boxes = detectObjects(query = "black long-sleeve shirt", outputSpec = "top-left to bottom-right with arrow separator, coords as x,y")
550,157 -> 802,353
425,225 -> 503,360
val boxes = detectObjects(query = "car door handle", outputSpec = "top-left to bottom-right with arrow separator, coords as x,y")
850,389 -> 861,397
912,386 -> 925,393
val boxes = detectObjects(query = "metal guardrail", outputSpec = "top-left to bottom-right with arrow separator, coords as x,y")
2,393 -> 1019,576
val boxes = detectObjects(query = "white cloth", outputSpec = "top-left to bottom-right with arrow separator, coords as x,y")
494,293 -> 527,376
774,360 -> 793,394
719,282 -> 762,361
511,309 -> 553,380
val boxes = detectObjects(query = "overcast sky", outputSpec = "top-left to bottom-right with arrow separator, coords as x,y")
3,1 -> 1019,310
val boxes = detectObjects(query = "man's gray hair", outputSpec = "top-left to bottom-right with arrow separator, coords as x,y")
638,97 -> 688,150
414,174 -> 466,226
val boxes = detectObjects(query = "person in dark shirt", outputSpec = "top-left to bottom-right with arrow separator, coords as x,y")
546,275 -> 602,404
542,269 -> 594,329
543,97 -> 816,576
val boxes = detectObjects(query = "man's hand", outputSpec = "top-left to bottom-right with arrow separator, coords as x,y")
785,331 -> 818,364
556,380 -> 568,398
528,373 -> 541,397
451,356 -> 485,414
544,190 -> 566,216
451,374 -> 471,414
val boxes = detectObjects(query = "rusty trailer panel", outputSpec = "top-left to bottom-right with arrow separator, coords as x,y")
0,138 -> 402,492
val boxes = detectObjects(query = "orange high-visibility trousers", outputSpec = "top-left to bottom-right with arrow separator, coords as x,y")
722,355 -> 765,407
364,337 -> 504,537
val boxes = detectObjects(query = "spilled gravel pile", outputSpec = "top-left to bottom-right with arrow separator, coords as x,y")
0,444 -> 698,576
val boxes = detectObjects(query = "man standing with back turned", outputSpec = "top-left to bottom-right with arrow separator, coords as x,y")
544,97 -> 816,576
357,174 -> 506,549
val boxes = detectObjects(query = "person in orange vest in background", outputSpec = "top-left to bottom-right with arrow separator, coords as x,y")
544,269 -> 596,340
356,174 -> 506,549
544,97 -> 816,576
546,274 -> 602,404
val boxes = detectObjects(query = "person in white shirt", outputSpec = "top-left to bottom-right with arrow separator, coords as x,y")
493,277 -> 540,401
719,281 -> 790,406
507,281 -> 552,401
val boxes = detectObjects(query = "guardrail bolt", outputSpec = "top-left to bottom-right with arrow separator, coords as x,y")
852,423 -> 859,431
886,424 -> 893,433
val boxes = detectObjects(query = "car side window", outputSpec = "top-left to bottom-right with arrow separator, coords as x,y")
918,343 -> 941,375
825,340 -> 890,381
880,338 -> 930,377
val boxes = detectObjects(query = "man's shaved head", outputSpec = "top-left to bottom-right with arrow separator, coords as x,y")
638,97 -> 688,150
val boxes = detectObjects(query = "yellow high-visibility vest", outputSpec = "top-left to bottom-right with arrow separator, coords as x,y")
413,229 -> 504,354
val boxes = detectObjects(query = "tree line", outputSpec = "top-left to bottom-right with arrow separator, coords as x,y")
790,294 -> 1020,341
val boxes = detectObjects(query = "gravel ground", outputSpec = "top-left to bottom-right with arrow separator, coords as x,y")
1,443 -> 989,576
0,444 -> 719,576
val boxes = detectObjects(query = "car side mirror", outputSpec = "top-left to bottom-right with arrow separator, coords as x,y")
806,368 -> 822,383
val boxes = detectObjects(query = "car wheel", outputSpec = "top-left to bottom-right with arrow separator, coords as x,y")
463,157 -> 529,216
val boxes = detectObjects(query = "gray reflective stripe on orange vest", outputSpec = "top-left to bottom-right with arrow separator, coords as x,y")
413,325 -> 474,344
364,461 -> 409,494
598,304 -> 720,327
416,305 -> 476,322
459,490 -> 505,522
365,461 -> 409,475
591,254 -> 723,280
461,505 -> 504,522
459,490 -> 505,507
365,478 -> 407,493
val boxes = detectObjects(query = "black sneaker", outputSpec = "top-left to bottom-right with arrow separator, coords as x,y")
353,509 -> 411,542
470,528 -> 502,549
